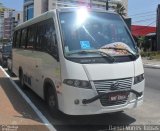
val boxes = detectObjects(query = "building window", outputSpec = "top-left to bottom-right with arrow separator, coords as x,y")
24,4 -> 34,21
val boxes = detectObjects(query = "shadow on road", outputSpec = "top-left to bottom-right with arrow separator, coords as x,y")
54,111 -> 136,131
0,77 -> 42,123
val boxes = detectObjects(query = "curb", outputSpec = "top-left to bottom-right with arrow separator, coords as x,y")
143,64 -> 160,69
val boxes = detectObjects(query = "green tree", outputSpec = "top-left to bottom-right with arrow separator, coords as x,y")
113,3 -> 126,16
138,36 -> 146,44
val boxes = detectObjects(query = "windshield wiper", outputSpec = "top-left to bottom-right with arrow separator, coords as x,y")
100,47 -> 138,60
67,50 -> 115,63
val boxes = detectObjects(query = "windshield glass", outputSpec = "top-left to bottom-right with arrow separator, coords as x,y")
59,9 -> 137,58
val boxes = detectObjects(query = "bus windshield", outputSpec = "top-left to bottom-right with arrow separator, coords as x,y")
59,9 -> 138,58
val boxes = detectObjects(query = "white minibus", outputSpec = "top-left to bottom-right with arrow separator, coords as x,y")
12,7 -> 145,115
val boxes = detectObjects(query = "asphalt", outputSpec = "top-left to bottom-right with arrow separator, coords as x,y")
142,57 -> 160,69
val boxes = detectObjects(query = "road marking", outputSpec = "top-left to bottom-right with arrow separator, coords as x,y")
0,66 -> 56,131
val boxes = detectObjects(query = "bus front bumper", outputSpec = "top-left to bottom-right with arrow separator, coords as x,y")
82,89 -> 142,105
58,81 -> 144,115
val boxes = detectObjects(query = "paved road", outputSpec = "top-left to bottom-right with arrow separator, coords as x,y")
7,68 -> 160,131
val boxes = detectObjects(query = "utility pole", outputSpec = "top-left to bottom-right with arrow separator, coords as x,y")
156,4 -> 160,51
106,0 -> 109,10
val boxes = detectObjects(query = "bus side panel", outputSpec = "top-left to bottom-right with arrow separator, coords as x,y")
12,49 -> 19,76
33,51 -> 61,99
12,49 -> 37,88
12,49 -> 61,99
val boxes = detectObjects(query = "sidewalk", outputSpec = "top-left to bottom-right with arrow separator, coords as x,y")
0,67 -> 49,131
142,57 -> 160,69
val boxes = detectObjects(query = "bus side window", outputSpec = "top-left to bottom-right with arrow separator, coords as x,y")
36,22 -> 46,50
45,19 -> 58,59
13,32 -> 17,48
36,19 -> 59,61
27,26 -> 36,49
20,28 -> 27,49
15,30 -> 21,48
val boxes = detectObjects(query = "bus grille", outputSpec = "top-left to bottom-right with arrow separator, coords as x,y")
93,78 -> 132,106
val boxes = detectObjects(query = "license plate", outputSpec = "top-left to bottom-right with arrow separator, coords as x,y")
109,93 -> 128,102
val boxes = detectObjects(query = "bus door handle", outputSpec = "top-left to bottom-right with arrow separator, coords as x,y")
36,65 -> 38,68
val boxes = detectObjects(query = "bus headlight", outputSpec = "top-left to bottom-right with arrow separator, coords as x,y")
134,74 -> 144,84
63,79 -> 92,89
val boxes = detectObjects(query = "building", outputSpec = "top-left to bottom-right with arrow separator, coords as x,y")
3,10 -> 23,40
3,10 -> 13,39
24,0 -> 34,21
131,25 -> 156,37
0,14 -> 4,40
131,25 -> 157,51
0,3 -> 16,40
24,0 -> 128,21
34,0 -> 48,17
24,0 -> 49,21
0,3 -> 23,40
0,3 -> 7,39
48,0 -> 128,15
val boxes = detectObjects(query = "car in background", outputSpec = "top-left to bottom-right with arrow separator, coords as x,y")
0,44 -> 12,67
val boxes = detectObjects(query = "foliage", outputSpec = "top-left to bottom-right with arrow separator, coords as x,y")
138,36 -> 146,44
141,51 -> 160,60
112,3 -> 126,16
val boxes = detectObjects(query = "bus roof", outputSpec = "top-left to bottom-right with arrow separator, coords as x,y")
15,10 -> 56,31
15,7 -> 118,31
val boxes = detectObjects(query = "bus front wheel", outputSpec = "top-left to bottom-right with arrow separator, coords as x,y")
46,85 -> 59,117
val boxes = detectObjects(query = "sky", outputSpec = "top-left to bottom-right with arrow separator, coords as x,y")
0,0 -> 23,11
128,0 -> 160,27
0,0 -> 160,27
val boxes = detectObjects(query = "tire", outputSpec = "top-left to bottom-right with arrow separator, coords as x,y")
46,85 -> 60,117
19,70 -> 26,89
7,64 -> 11,72
8,68 -> 14,77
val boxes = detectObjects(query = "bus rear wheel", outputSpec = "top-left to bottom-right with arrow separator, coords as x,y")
46,85 -> 60,117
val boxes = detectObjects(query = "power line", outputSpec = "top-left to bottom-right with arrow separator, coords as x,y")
128,0 -> 159,16
130,11 -> 155,17
129,3 -> 158,12
131,13 -> 156,18
133,17 -> 156,23
129,1 -> 158,9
